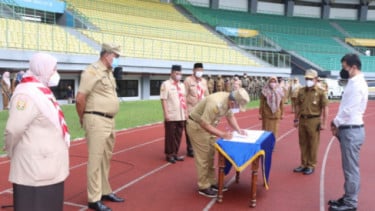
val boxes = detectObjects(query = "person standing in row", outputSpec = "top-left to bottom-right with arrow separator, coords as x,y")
186,88 -> 249,198
184,63 -> 209,157
207,74 -> 215,94
290,78 -> 301,113
76,43 -> 124,211
329,54 -> 368,211
1,71 -> 12,110
5,53 -> 69,211
160,65 -> 187,163
215,75 -> 224,92
259,76 -> 284,140
293,69 -> 328,175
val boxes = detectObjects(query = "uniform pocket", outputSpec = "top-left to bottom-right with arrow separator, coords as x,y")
30,152 -> 60,181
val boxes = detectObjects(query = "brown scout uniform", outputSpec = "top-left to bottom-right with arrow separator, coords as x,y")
79,60 -> 119,202
296,86 -> 328,169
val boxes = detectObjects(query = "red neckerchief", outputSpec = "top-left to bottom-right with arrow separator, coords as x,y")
196,78 -> 204,100
21,76 -> 69,141
173,80 -> 186,110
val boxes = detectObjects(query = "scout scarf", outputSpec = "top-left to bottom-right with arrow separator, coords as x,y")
15,76 -> 70,146
196,80 -> 204,100
174,81 -> 186,110
261,84 -> 284,114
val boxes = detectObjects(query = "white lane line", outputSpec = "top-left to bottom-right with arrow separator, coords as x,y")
113,163 -> 170,194
320,137 -> 336,211
70,137 -> 164,170
64,201 -> 87,209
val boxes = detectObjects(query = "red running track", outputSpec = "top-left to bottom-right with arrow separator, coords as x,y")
1,101 -> 375,211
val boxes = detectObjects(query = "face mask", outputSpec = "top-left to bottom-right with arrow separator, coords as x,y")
306,80 -> 314,88
48,72 -> 60,87
111,58 -> 119,69
269,82 -> 277,89
175,75 -> 182,81
195,71 -> 203,78
340,68 -> 350,79
231,108 -> 240,114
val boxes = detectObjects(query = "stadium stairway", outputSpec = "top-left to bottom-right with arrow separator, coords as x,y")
64,27 -> 101,53
174,3 -> 271,67
332,37 -> 361,54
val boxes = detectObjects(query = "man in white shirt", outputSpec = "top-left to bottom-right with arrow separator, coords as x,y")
329,54 -> 368,211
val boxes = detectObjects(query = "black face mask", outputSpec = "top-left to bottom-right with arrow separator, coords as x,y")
340,68 -> 349,79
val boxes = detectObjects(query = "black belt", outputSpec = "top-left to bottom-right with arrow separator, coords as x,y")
84,111 -> 113,119
300,114 -> 320,119
338,125 -> 364,130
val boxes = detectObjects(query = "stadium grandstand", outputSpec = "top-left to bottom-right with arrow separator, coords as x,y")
0,0 -> 375,108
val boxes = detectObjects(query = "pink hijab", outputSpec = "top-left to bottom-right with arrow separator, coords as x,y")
261,76 -> 284,114
24,53 -> 57,85
12,53 -> 69,146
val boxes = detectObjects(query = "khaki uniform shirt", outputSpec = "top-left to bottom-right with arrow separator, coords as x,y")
189,92 -> 233,127
297,86 -> 328,116
78,60 -> 119,116
160,78 -> 186,121
184,75 -> 209,113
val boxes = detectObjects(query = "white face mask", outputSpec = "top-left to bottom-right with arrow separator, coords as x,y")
306,80 -> 314,88
231,108 -> 240,114
269,82 -> 277,89
175,75 -> 182,81
48,72 -> 60,87
195,71 -> 203,78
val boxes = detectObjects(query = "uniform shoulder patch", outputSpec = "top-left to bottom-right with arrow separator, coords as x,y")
16,99 -> 27,110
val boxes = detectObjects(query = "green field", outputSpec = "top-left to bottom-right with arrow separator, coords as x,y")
0,99 -> 259,154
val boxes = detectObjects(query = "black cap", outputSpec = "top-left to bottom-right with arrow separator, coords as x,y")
193,63 -> 203,69
171,65 -> 182,71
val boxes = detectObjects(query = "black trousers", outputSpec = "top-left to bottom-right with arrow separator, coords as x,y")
164,120 -> 185,156
13,182 -> 64,211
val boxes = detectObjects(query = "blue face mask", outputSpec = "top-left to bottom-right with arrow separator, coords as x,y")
112,58 -> 119,69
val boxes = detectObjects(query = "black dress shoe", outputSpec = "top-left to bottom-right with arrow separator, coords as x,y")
303,168 -> 314,175
187,151 -> 194,157
174,155 -> 184,161
329,203 -> 357,211
328,197 -> 344,206
101,193 -> 125,202
166,156 -> 176,164
88,201 -> 112,211
293,166 -> 306,173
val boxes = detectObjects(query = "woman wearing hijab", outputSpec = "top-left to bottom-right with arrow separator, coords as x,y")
4,53 -> 70,211
1,71 -> 12,110
259,76 -> 284,140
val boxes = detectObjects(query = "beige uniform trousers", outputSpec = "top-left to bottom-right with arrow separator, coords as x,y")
186,119 -> 217,189
84,114 -> 115,202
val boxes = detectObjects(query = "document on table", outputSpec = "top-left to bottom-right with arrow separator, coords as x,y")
225,130 -> 264,143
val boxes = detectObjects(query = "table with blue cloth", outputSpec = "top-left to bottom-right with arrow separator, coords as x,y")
214,130 -> 275,207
